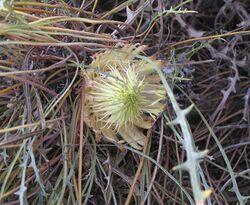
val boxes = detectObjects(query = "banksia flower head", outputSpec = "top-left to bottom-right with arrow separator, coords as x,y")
83,44 -> 166,149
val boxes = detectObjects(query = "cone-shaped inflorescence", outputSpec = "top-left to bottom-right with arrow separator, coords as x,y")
83,44 -> 166,149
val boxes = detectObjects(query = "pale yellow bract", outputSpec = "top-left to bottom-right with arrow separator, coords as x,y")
83,44 -> 166,149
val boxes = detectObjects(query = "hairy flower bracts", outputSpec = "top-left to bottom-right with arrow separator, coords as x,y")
84,44 -> 166,149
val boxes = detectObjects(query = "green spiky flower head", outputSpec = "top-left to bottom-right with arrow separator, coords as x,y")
83,44 -> 166,149
90,64 -> 144,127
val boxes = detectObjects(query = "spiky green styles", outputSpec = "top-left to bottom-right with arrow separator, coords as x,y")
89,64 -> 144,128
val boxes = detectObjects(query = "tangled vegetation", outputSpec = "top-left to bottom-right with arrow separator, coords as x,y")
0,0 -> 250,205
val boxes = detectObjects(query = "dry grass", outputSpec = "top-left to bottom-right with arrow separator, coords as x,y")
0,0 -> 250,204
